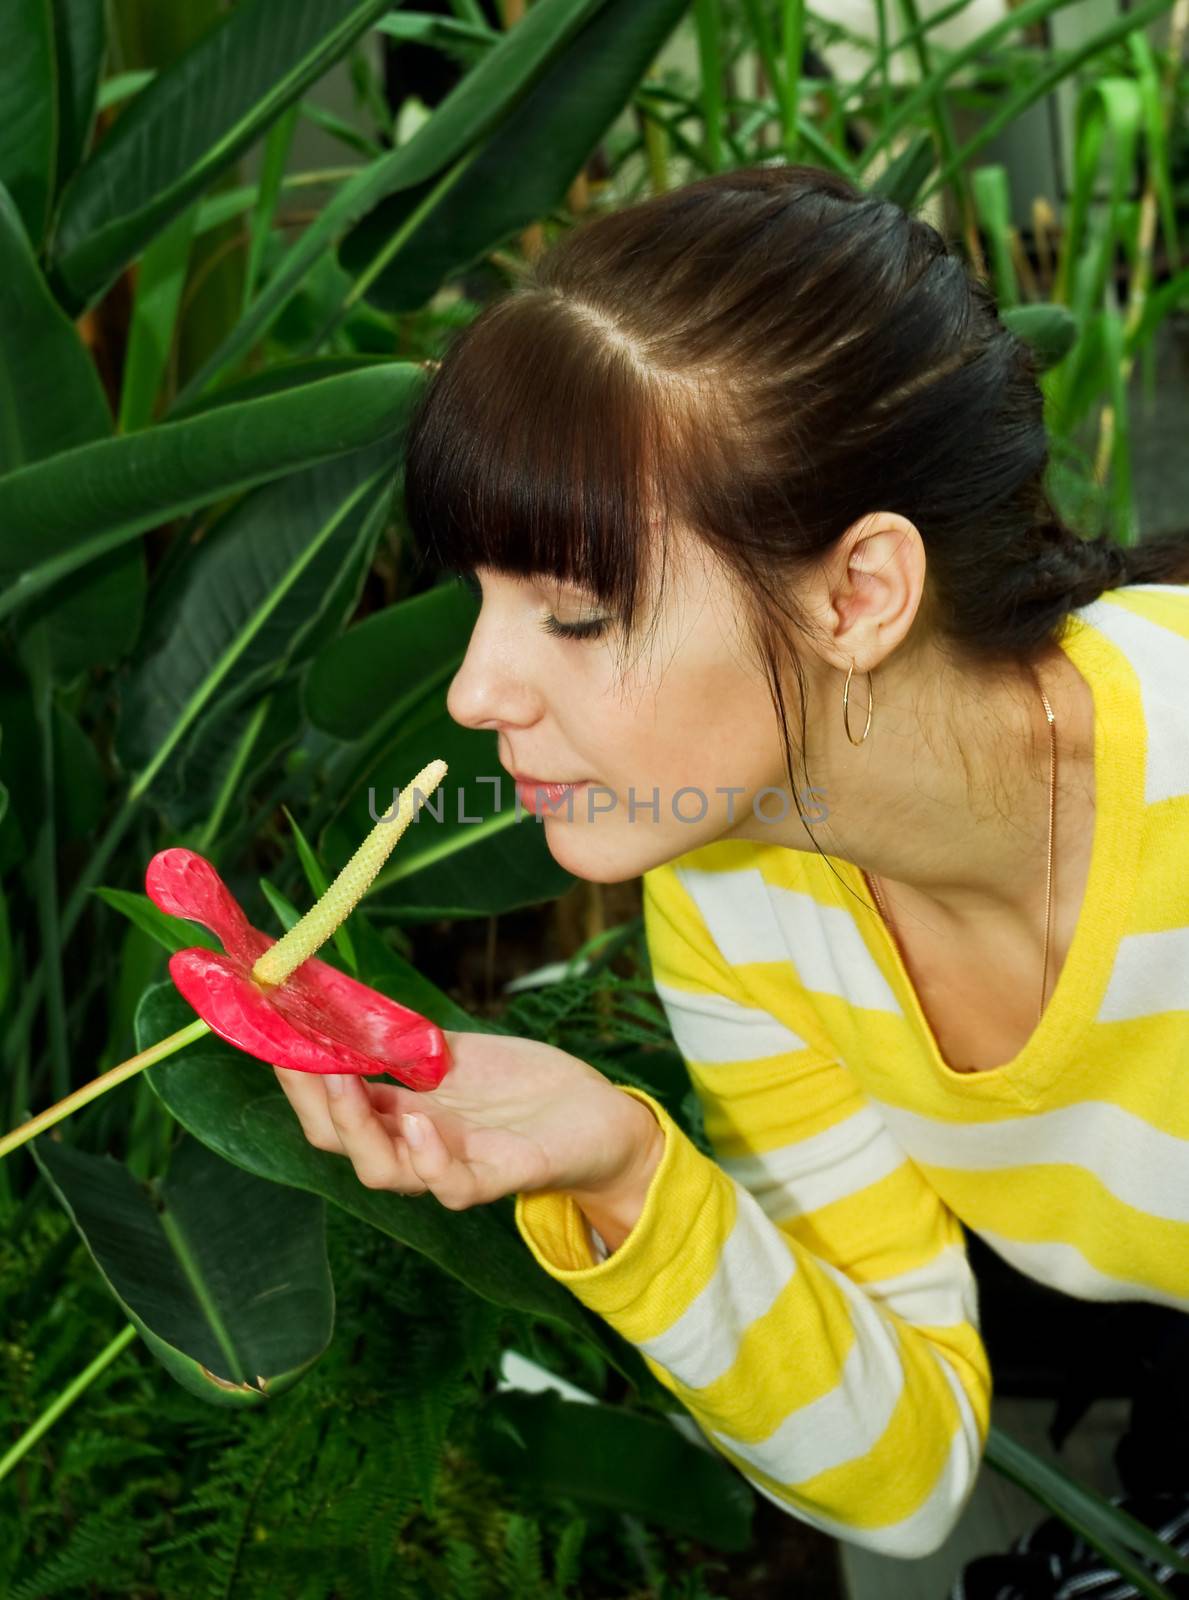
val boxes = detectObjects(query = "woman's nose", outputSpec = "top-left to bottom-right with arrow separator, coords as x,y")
446,638 -> 539,733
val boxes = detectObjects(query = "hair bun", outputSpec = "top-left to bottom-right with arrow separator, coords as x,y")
1053,527 -> 1131,607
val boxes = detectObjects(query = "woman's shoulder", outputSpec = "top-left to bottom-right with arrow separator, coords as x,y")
643,836 -> 818,903
1076,579 -> 1189,658
641,837 -> 844,973
1062,581 -> 1189,798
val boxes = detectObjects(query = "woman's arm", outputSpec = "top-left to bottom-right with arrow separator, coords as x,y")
514,863 -> 991,1560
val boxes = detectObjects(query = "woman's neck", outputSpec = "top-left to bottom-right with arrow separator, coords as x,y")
732,639 -> 1097,933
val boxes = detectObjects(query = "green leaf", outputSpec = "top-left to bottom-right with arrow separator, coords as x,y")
972,164 -> 1019,309
0,185 -> 108,466
0,364 -> 424,624
30,1129 -> 335,1407
117,201 -> 199,433
170,697 -> 334,872
167,353 -> 399,420
90,886 -> 222,956
326,701 -> 575,918
50,0 -> 106,190
0,179 -> 144,677
475,1389 -> 754,1551
1046,78 -> 1144,426
868,130 -> 936,211
113,444 -> 396,816
169,0 -> 612,407
243,103 -> 299,311
97,69 -> 155,111
0,870 -> 11,1019
304,580 -> 477,741
920,0 -> 1169,208
259,877 -> 302,934
347,904 -> 479,1038
338,0 -> 709,316
374,10 -> 500,70
306,583 -> 574,920
0,0 -> 56,246
48,0 -> 395,307
0,676 -> 105,847
133,978 -> 669,1406
1001,303 -> 1080,373
986,1424 -> 1189,1596
96,919 -> 173,1077
164,486 -> 387,835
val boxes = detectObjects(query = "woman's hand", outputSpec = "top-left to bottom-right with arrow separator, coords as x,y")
272,1028 -> 664,1212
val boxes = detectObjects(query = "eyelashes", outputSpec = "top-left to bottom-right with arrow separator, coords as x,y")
455,567 -> 611,642
539,614 -> 611,641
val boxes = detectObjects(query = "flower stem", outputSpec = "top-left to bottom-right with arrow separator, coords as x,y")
251,758 -> 447,987
0,1019 -> 211,1162
0,1322 -> 140,1486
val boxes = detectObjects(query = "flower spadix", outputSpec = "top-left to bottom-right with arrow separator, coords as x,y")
145,760 -> 452,1092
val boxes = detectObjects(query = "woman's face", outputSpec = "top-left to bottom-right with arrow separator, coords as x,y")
445,528 -> 813,882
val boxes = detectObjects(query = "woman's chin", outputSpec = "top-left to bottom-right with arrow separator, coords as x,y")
542,824 -> 684,885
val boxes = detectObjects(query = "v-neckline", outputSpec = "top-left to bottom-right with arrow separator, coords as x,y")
841,603 -> 1144,1102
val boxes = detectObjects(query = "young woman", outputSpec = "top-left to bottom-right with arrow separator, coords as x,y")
273,165 -> 1189,1562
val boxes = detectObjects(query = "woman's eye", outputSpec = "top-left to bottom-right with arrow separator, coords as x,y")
541,614 -> 610,641
453,567 -> 607,638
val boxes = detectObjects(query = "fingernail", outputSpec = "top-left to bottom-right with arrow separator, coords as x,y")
402,1113 -> 424,1147
325,1073 -> 343,1098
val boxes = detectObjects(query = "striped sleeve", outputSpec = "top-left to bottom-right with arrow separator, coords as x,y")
514,863 -> 992,1558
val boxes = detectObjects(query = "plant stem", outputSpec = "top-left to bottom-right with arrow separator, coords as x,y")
0,1323 -> 140,1486
0,1019 -> 210,1162
28,639 -> 70,1101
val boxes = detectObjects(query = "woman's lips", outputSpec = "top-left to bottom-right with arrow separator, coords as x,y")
514,778 -> 590,816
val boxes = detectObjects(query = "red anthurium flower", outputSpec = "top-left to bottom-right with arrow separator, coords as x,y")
144,762 -> 452,1093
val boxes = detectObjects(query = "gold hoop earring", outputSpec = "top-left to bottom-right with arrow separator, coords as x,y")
842,659 -> 874,744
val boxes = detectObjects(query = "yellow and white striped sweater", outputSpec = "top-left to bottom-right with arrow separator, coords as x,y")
514,582 -> 1189,1557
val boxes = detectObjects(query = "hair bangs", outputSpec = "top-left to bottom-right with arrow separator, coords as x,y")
403,292 -> 669,635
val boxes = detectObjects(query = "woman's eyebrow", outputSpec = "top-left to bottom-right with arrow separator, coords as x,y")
547,575 -> 601,599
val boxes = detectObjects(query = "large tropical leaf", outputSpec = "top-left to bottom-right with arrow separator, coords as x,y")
0,184 -> 109,466
168,353 -> 401,420
0,0 -> 56,246
170,0 -> 612,408
92,886 -> 221,955
0,667 -> 105,855
303,580 -> 574,918
0,363 -> 424,623
304,578 -> 477,742
987,1426 -> 1189,1598
30,1128 -> 335,1406
114,442 -> 396,817
476,1388 -> 755,1551
50,0 -> 106,193
336,0 -> 692,314
48,0 -> 394,307
134,979 -> 669,1405
0,180 -> 143,677
164,462 -> 389,832
323,699 -> 576,919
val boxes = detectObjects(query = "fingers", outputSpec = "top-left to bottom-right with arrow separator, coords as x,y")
272,1065 -> 427,1193
322,1073 -> 429,1193
399,1112 -> 481,1210
272,1066 -> 405,1149
271,1065 -> 486,1209
273,1063 -> 342,1152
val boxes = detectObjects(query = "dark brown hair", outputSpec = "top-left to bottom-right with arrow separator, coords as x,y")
402,162 -> 1189,892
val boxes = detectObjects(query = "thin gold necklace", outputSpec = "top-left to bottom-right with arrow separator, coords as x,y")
866,666 -> 1058,1027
